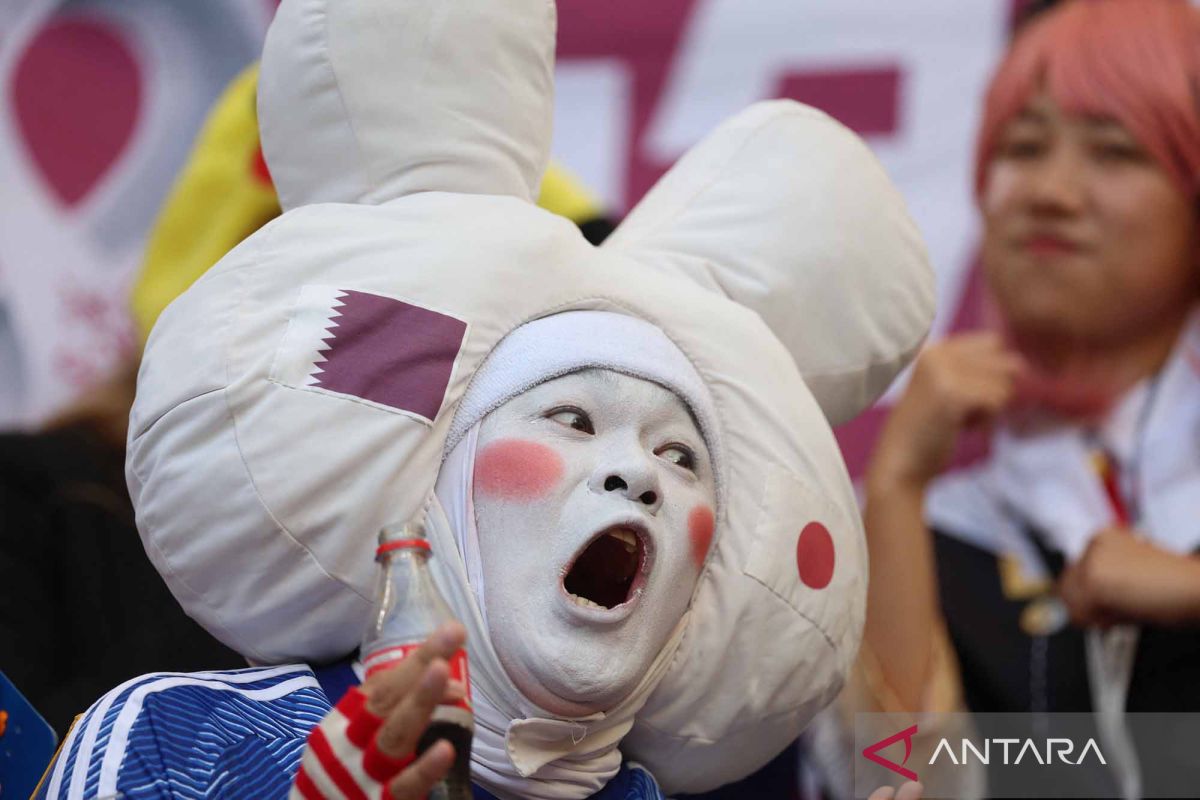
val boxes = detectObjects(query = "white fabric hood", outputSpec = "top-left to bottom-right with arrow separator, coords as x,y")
128,0 -> 935,793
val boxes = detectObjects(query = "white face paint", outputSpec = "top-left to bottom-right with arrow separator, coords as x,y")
473,369 -> 717,716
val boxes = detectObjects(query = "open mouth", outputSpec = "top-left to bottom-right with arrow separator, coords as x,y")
562,526 -> 647,611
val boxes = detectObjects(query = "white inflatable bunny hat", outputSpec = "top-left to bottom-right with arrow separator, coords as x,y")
128,0 -> 934,793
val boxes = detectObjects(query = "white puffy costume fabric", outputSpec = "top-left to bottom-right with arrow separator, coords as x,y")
126,0 -> 935,795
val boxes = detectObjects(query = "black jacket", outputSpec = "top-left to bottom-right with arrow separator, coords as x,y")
0,426 -> 242,738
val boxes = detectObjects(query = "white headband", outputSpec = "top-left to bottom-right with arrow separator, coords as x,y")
447,311 -> 721,492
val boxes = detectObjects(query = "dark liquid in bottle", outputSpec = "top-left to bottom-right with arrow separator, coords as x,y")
416,720 -> 474,800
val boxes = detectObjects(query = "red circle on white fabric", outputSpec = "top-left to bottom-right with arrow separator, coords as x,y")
796,521 -> 835,589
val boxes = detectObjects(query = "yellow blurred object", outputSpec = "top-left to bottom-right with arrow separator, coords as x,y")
998,552 -> 1053,600
132,65 -> 279,343
132,64 -> 609,344
536,161 -> 605,224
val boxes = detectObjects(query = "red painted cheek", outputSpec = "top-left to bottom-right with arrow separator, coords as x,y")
474,439 -> 564,501
688,506 -> 715,569
797,522 -> 836,590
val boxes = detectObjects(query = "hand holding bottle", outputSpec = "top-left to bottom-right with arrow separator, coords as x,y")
291,621 -> 469,799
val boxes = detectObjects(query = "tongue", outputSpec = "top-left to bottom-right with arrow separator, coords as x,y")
564,534 -> 638,609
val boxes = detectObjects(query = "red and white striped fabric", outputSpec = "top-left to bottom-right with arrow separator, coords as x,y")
292,687 -> 412,800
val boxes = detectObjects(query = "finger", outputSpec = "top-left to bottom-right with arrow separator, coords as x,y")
868,787 -> 897,800
961,381 -> 1013,417
949,339 -> 1010,364
948,337 -> 1025,376
388,740 -> 455,800
957,355 -> 1023,386
377,659 -> 450,758
1058,570 -> 1096,627
948,342 -> 1023,377
946,331 -> 1004,351
366,622 -> 467,714
972,368 -> 1022,403
955,371 -> 1019,403
896,781 -> 925,800
444,679 -> 467,705
955,381 -> 1013,426
981,380 -> 1019,414
984,355 -> 1027,385
999,351 -> 1029,377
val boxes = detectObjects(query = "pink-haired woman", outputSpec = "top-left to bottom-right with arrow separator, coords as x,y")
864,0 -> 1200,794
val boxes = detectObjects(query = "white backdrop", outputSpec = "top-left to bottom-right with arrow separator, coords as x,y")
0,0 -> 1021,470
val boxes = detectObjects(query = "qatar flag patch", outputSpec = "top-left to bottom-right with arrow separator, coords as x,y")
270,285 -> 469,424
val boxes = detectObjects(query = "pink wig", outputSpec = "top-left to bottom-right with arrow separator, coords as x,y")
974,1 -> 1200,418
975,0 -> 1200,199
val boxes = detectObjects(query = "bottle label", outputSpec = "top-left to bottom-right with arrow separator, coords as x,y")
363,645 -> 472,711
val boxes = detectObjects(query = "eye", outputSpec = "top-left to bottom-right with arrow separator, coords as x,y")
995,135 -> 1046,161
1090,139 -> 1147,164
657,443 -> 696,472
547,406 -> 594,434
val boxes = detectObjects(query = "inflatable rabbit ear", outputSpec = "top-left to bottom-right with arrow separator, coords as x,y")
258,0 -> 555,212
605,101 -> 935,425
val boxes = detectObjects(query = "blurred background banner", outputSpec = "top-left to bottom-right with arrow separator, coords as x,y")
0,0 -> 1017,464
0,0 -> 272,428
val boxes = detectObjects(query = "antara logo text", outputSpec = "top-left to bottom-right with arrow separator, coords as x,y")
863,725 -> 1107,781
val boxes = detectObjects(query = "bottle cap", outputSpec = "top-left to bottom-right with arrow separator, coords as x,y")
376,521 -> 432,557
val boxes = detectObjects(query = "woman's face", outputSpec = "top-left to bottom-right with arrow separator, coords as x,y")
981,93 -> 1199,353
472,369 -> 716,716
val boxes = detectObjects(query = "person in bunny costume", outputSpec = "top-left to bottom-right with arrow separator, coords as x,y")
39,0 -> 933,797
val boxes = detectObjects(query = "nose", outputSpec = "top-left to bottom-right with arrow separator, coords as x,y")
589,451 -> 663,514
1027,146 -> 1087,217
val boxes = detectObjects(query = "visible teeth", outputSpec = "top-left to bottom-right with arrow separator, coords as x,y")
569,593 -> 605,610
610,529 -> 638,553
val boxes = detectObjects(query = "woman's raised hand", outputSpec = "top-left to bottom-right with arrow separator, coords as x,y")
1059,528 -> 1200,628
862,334 -> 1024,712
869,333 -> 1025,492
